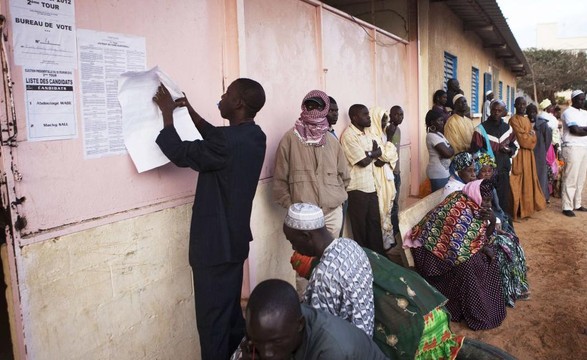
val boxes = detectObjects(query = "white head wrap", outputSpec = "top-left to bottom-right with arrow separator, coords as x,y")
452,94 -> 465,105
571,90 -> 584,99
284,203 -> 325,230
485,90 -> 493,96
539,99 -> 552,110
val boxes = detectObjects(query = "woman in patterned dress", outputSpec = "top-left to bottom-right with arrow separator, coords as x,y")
405,179 -> 507,330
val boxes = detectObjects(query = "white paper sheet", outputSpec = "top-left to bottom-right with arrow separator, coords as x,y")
24,67 -> 77,141
77,29 -> 146,158
10,0 -> 77,68
118,66 -> 202,173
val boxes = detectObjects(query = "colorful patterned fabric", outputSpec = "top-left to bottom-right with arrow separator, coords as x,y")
474,152 -> 496,174
365,249 -> 463,359
294,90 -> 330,146
492,232 -> 529,307
412,246 -> 506,330
303,238 -> 375,336
416,308 -> 464,360
449,152 -> 474,178
409,191 -> 488,266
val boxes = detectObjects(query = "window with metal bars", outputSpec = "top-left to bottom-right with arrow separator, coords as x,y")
443,52 -> 458,90
471,67 -> 479,113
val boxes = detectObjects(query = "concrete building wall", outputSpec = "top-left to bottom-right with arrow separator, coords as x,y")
426,2 -> 518,115
20,205 -> 198,360
17,181 -> 293,360
1,0 -> 413,358
415,0 -> 519,182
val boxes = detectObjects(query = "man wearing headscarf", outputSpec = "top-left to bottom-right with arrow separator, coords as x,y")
482,90 -> 494,122
445,78 -> 463,112
470,100 -> 518,217
444,95 -> 474,154
273,90 -> 350,236
538,99 -> 561,152
560,90 -> 587,217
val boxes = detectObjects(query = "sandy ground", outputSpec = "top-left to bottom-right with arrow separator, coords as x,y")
451,187 -> 587,359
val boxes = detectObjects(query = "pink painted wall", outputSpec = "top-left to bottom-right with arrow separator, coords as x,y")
7,0 -> 227,241
6,0 -> 413,242
244,0 -> 410,178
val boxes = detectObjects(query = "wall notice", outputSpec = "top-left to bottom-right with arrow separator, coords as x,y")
24,68 -> 76,141
77,29 -> 146,158
10,0 -> 77,68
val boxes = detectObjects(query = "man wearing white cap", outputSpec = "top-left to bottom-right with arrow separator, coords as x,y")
445,94 -> 474,154
482,90 -> 494,122
561,90 -> 587,217
282,203 -> 465,359
538,98 -> 562,153
283,203 -> 375,336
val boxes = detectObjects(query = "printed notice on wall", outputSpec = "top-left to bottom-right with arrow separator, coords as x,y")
77,29 -> 146,158
10,0 -> 77,68
24,68 -> 76,141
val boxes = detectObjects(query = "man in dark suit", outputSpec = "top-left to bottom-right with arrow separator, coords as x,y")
154,78 -> 267,360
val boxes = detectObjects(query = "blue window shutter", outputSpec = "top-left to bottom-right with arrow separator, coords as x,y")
499,81 -> 503,100
471,67 -> 479,113
443,52 -> 458,90
483,72 -> 492,94
506,85 -> 511,112
511,89 -> 515,112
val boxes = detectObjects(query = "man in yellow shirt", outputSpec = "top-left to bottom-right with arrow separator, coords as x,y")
341,104 -> 396,255
445,94 -> 474,154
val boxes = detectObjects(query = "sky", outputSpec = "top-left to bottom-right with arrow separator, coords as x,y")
497,0 -> 587,49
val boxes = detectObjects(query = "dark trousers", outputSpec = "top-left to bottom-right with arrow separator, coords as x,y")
496,170 -> 513,217
391,174 -> 401,236
194,262 -> 245,360
347,190 -> 385,255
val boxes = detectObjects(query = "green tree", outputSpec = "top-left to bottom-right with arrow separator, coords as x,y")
518,49 -> 587,102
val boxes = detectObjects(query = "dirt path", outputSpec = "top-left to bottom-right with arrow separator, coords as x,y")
451,187 -> 587,359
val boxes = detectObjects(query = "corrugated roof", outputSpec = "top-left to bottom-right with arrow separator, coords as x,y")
442,0 -> 530,76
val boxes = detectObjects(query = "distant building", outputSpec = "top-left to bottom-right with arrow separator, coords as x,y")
537,23 -> 587,52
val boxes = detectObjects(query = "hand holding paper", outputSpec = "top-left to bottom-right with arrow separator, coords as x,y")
118,66 -> 202,173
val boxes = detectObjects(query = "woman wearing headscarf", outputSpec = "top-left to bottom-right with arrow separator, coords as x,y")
368,106 -> 399,250
476,152 -> 521,233
442,151 -> 477,198
404,179 -> 506,330
425,110 -> 454,192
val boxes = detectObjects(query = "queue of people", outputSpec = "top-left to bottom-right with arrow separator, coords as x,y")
152,76 -> 587,360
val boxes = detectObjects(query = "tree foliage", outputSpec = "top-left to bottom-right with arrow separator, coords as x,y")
517,48 -> 587,102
